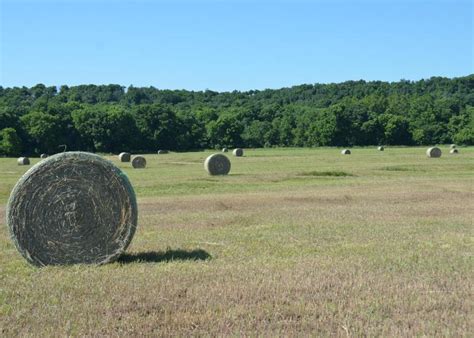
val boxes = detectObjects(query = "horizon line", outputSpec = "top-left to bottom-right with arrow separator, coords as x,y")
1,73 -> 472,93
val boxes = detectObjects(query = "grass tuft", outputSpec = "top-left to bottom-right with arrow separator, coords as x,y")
299,170 -> 353,177
380,165 -> 424,172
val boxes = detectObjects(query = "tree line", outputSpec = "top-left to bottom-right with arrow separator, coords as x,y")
0,75 -> 473,156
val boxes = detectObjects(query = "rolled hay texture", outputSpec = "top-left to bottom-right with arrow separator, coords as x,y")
222,148 -> 228,153
17,157 -> 30,165
426,147 -> 442,158
132,155 -> 146,168
119,152 -> 131,162
40,154 -> 48,159
233,148 -> 244,157
204,154 -> 231,175
450,144 -> 456,149
378,146 -> 384,151
341,149 -> 351,155
6,152 -> 138,266
157,150 -> 169,154
450,148 -> 459,154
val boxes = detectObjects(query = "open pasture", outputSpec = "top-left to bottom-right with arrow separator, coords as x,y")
0,147 -> 473,335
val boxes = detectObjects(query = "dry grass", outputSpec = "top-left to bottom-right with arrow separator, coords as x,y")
0,146 -> 473,335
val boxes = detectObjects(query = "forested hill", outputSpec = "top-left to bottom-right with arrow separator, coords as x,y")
0,75 -> 473,156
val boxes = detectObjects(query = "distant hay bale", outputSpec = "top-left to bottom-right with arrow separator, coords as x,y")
40,153 -> 48,159
119,152 -> 131,162
222,148 -> 228,152
132,155 -> 146,168
450,148 -> 459,154
204,154 -> 231,175
233,148 -> 243,157
378,146 -> 384,151
17,157 -> 30,165
157,150 -> 169,154
6,151 -> 138,266
341,149 -> 351,155
450,144 -> 456,149
426,147 -> 442,158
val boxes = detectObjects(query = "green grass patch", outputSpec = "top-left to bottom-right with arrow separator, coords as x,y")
299,170 -> 354,177
379,165 -> 424,172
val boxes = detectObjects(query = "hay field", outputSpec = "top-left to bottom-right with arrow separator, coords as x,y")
0,147 -> 473,335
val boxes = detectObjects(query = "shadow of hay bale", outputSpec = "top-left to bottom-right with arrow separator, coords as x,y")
118,249 -> 211,264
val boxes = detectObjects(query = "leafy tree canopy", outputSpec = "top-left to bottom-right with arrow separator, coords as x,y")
0,75 -> 472,156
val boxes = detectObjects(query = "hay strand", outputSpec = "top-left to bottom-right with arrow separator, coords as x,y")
17,157 -> 30,165
204,154 -> 231,175
119,152 -> 131,162
233,148 -> 243,157
426,147 -> 442,158
6,152 -> 138,266
341,149 -> 351,155
132,155 -> 146,168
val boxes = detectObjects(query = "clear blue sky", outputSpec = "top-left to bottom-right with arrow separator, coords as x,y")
0,0 -> 472,91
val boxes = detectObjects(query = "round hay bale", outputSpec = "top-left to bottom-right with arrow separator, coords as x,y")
450,144 -> 456,149
377,146 -> 384,151
132,155 -> 146,168
426,147 -> 442,158
204,154 -> 231,175
450,148 -> 459,154
233,148 -> 243,157
119,152 -> 131,162
157,150 -> 169,154
40,153 -> 48,159
6,152 -> 138,266
222,147 -> 228,153
17,157 -> 30,165
341,149 -> 351,155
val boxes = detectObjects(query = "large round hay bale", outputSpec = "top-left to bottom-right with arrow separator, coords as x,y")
204,154 -> 231,175
132,155 -> 146,168
40,153 -> 48,159
377,146 -> 384,151
119,152 -> 131,162
341,149 -> 351,155
450,144 -> 456,149
17,157 -> 30,165
157,150 -> 168,154
6,152 -> 137,266
450,148 -> 459,154
426,147 -> 442,158
233,148 -> 243,157
222,147 -> 228,153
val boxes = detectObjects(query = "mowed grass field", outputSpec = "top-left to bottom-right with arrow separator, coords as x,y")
0,147 -> 473,336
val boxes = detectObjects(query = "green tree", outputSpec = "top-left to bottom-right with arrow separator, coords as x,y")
242,120 -> 271,147
206,113 -> 244,148
449,106 -> 474,145
0,128 -> 22,156
0,75 -> 472,151
20,111 -> 62,153
175,110 -> 207,150
379,114 -> 413,145
311,109 -> 337,146
72,105 -> 139,152
133,104 -> 179,150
